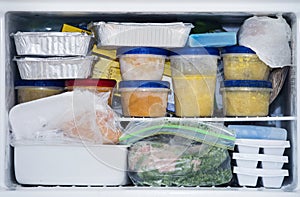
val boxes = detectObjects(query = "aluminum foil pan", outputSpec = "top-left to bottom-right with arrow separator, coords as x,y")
12,32 -> 93,56
88,22 -> 193,48
14,56 -> 97,79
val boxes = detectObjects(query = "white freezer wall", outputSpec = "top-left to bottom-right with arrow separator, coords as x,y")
0,0 -> 300,196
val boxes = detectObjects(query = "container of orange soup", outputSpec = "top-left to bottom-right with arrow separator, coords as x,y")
119,80 -> 170,117
169,47 -> 219,117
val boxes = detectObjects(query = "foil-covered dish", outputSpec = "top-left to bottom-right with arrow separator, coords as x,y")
12,32 -> 93,56
88,22 -> 193,48
14,56 -> 97,79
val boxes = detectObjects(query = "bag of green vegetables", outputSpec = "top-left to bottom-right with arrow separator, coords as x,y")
120,120 -> 235,187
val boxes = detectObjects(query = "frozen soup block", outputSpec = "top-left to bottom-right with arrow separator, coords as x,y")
169,47 -> 219,117
117,47 -> 168,80
119,80 -> 170,117
221,80 -> 272,116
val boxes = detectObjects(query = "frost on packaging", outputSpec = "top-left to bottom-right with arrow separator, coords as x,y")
238,15 -> 292,68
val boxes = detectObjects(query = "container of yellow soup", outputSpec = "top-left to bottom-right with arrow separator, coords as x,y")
222,46 -> 270,80
221,80 -> 272,117
169,47 -> 219,117
15,80 -> 65,104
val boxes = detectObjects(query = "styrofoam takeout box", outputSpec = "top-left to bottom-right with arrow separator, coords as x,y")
12,32 -> 93,56
13,142 -> 129,185
235,139 -> 290,155
233,167 -> 289,188
88,22 -> 193,48
14,56 -> 97,79
232,153 -> 288,169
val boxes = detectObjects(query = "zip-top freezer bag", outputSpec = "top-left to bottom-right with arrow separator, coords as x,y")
238,15 -> 292,68
121,120 -> 235,186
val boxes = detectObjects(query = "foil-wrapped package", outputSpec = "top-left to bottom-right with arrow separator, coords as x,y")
12,32 -> 93,56
14,56 -> 97,79
88,22 -> 193,48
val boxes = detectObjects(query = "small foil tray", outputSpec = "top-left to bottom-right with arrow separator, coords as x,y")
12,32 -> 93,56
88,22 -> 193,48
14,56 -> 97,79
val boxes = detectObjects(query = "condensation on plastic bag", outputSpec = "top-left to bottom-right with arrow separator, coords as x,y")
238,15 -> 292,68
60,90 -> 122,144
120,119 -> 236,150
128,135 -> 232,186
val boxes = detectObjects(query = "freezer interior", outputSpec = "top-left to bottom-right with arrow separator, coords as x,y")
2,11 -> 298,192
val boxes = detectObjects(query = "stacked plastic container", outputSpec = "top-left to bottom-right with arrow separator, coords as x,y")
221,46 -> 272,117
228,125 -> 290,188
89,22 -> 194,117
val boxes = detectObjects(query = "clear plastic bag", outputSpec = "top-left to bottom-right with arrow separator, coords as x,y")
120,119 -> 236,150
128,135 -> 233,186
238,15 -> 292,68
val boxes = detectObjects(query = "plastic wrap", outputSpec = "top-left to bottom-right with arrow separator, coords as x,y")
14,56 -> 97,79
12,32 -> 93,56
238,15 -> 292,68
9,90 -> 122,145
120,119 -> 236,150
88,22 -> 193,48
128,135 -> 232,186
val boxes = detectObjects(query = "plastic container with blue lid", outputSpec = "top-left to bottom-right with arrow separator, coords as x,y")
15,80 -> 65,104
221,46 -> 270,80
221,80 -> 272,117
119,80 -> 170,117
169,47 -> 219,117
117,47 -> 169,80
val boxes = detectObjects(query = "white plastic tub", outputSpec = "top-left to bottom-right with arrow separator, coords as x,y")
13,143 -> 129,186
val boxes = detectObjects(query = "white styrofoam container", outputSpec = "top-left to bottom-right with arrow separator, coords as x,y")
233,153 -> 289,169
14,56 -> 97,79
12,32 -> 93,56
235,139 -> 290,155
13,143 -> 129,185
88,22 -> 193,48
234,167 -> 289,188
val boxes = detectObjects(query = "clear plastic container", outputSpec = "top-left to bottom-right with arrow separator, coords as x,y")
15,80 -> 65,104
119,80 -> 170,117
169,47 -> 219,117
221,80 -> 272,116
117,47 -> 169,80
65,79 -> 116,105
222,46 -> 271,80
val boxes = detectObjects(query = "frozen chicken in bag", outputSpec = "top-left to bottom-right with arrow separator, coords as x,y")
238,15 -> 292,68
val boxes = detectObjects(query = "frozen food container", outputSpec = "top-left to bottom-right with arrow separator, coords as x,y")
227,125 -> 287,140
233,167 -> 289,188
12,32 -> 93,56
222,46 -> 271,80
188,32 -> 237,47
14,56 -> 97,79
221,80 -> 272,116
235,139 -> 290,155
15,80 -> 65,104
13,142 -> 129,186
119,80 -> 170,117
88,21 -> 193,48
117,47 -> 168,80
233,153 -> 289,169
65,79 -> 116,105
169,47 -> 219,117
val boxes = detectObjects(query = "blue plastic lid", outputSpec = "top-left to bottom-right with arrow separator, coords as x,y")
223,80 -> 272,88
119,80 -> 170,89
15,80 -> 65,87
169,47 -> 219,56
222,45 -> 256,54
117,47 -> 169,56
